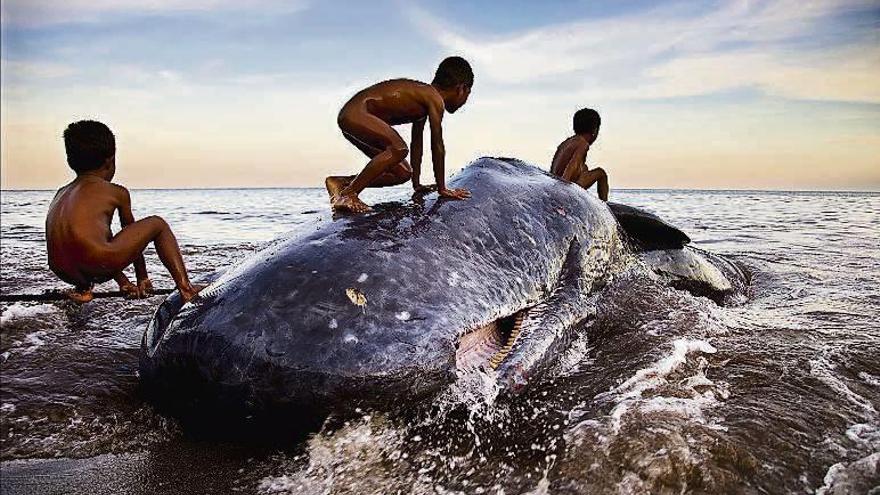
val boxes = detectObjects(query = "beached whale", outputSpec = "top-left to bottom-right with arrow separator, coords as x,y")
139,157 -> 746,418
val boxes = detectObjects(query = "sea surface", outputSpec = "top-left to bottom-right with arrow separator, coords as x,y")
1,185 -> 878,494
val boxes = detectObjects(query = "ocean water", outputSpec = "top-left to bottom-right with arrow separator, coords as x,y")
1,185 -> 878,494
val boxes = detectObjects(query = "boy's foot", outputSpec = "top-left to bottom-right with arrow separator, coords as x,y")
66,287 -> 94,304
412,183 -> 438,197
331,193 -> 372,213
180,284 -> 205,303
325,177 -> 349,199
119,281 -> 142,299
137,278 -> 154,296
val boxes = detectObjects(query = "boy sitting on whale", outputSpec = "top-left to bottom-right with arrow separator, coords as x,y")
45,120 -> 203,303
325,56 -> 474,212
550,108 -> 609,201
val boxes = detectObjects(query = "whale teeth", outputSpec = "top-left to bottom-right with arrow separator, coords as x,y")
488,310 -> 527,370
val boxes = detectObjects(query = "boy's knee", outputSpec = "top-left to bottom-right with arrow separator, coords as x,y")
595,167 -> 608,179
388,143 -> 408,162
145,215 -> 169,231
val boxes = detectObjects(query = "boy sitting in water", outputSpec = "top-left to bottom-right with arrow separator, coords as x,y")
550,108 -> 609,201
325,56 -> 474,212
45,120 -> 203,303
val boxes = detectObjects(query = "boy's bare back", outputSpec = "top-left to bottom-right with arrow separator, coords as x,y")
342,79 -> 444,126
46,176 -> 129,285
551,135 -> 590,180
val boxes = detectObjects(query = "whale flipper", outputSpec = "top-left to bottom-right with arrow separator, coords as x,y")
607,202 -> 690,251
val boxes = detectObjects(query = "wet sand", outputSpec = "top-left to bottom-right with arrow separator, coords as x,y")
1,441 -> 287,495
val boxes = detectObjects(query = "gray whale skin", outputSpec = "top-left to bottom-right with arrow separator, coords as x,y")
139,157 -> 746,417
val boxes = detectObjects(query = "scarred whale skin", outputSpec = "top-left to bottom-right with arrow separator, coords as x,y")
140,157 -> 621,415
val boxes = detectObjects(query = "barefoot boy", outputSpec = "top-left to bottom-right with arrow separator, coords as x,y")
550,108 -> 609,201
45,120 -> 202,303
325,56 -> 474,212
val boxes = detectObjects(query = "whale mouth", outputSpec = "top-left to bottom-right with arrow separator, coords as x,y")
455,308 -> 529,371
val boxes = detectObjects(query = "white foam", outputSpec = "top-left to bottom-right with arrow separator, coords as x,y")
521,467 -> 552,495
845,423 -> 880,450
553,333 -> 594,378
259,418 -> 396,493
637,395 -> 728,431
23,331 -> 48,348
815,452 -> 880,495
444,365 -> 505,422
6,330 -> 51,355
608,339 -> 717,401
0,303 -> 56,325
586,339 -> 725,435
565,339 -> 732,495
858,372 -> 880,388
810,357 -> 877,415
639,320 -> 669,337
257,415 -> 442,494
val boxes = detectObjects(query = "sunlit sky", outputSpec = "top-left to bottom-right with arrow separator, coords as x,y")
1,0 -> 878,190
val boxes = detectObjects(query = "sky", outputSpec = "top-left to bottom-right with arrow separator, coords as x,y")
1,0 -> 879,190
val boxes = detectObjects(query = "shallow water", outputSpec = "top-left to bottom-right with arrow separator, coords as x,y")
1,185 -> 878,494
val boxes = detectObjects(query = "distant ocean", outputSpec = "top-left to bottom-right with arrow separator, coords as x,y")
2,187 -> 878,494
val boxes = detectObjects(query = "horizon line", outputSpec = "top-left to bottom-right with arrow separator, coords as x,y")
2,186 -> 879,194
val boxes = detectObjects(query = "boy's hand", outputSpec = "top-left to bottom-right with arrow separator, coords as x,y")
137,278 -> 154,296
438,187 -> 471,200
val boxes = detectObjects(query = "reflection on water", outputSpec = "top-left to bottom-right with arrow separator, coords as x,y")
1,186 -> 878,494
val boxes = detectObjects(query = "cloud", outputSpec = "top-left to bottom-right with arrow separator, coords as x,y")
636,46 -> 880,103
1,0 -> 308,26
0,60 -> 77,79
408,0 -> 880,103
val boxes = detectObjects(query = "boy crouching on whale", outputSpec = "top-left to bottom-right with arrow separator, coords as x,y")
45,120 -> 203,303
550,108 -> 609,201
325,56 -> 474,213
